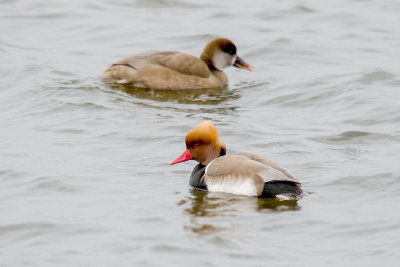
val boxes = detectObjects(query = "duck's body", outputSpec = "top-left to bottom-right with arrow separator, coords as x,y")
189,154 -> 302,199
102,38 -> 252,90
171,122 -> 302,200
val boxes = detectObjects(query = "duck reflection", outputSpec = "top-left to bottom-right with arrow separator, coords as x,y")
183,189 -> 300,235
110,84 -> 239,105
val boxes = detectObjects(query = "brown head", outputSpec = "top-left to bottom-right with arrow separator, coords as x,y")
170,121 -> 226,166
200,38 -> 254,71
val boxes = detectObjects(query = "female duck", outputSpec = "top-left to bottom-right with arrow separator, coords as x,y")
102,38 -> 253,90
170,121 -> 302,200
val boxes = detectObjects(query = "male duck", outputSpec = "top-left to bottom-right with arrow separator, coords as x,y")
170,121 -> 302,200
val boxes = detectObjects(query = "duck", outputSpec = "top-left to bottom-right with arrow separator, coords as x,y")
102,38 -> 253,90
170,121 -> 303,200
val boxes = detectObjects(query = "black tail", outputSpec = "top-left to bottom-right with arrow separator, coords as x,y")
261,181 -> 302,199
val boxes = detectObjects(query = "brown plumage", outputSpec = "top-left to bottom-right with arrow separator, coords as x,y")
102,38 -> 253,90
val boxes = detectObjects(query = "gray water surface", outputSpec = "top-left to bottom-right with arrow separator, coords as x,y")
1,0 -> 400,266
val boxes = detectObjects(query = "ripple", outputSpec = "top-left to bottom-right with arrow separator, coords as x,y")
136,0 -> 202,8
0,222 -> 59,239
293,5 -> 316,13
111,84 -> 239,105
326,173 -> 398,194
358,70 -> 395,85
30,177 -> 80,193
312,131 -> 396,144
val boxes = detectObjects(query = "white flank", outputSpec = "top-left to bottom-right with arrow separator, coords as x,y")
275,194 -> 293,201
205,175 -> 258,197
117,79 -> 127,84
275,193 -> 302,201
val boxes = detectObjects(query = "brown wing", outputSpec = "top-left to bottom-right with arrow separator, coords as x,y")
147,51 -> 211,78
206,154 -> 300,184
113,55 -> 153,70
111,51 -> 175,70
102,51 -> 211,83
101,54 -> 151,83
113,51 -> 211,78
235,152 -> 299,182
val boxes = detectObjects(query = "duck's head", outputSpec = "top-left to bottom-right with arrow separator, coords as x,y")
170,121 -> 226,166
200,38 -> 254,72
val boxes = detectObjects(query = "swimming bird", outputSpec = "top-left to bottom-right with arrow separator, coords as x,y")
102,38 -> 253,90
170,121 -> 302,200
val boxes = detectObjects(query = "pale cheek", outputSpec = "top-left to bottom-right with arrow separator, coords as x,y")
212,51 -> 233,71
231,55 -> 237,65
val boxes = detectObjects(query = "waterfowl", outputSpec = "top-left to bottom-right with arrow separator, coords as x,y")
102,38 -> 253,90
170,121 -> 303,200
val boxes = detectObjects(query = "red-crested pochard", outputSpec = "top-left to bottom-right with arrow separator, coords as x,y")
102,38 -> 253,90
170,121 -> 303,200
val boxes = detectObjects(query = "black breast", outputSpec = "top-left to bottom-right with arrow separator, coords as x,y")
189,163 -> 207,190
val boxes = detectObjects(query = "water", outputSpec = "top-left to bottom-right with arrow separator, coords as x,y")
1,0 -> 400,266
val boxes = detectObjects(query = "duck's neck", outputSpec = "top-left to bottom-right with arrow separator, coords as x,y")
200,49 -> 222,71
200,50 -> 213,69
190,147 -> 226,190
205,146 -> 226,164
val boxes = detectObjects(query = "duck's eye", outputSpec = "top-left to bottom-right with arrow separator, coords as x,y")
222,44 -> 236,55
188,140 -> 205,148
188,141 -> 196,148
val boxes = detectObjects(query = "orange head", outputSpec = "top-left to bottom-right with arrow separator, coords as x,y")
170,121 -> 226,166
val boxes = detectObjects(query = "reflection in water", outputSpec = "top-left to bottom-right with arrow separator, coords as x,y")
110,84 -> 240,105
183,189 -> 300,235
256,197 -> 300,211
